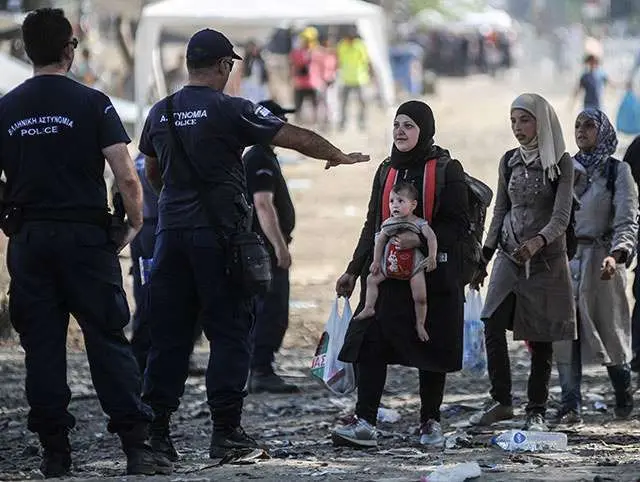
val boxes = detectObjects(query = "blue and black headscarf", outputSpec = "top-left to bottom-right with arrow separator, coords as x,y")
575,108 -> 618,169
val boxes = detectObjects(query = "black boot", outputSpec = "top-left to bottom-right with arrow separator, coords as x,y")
209,426 -> 260,459
209,404 -> 260,458
38,429 -> 71,478
608,364 -> 634,419
249,370 -> 300,394
118,424 -> 173,475
150,412 -> 179,462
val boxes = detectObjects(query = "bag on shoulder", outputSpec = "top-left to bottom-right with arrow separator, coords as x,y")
165,94 -> 272,296
378,157 -> 493,286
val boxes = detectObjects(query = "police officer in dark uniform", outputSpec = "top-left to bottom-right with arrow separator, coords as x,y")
129,152 -> 159,372
244,100 -> 299,393
0,9 -> 170,478
129,152 -> 203,375
139,28 -> 368,461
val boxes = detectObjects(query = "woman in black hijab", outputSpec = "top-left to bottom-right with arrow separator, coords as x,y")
333,101 -> 470,448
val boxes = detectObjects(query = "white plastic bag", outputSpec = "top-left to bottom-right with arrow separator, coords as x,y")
462,289 -> 487,377
310,297 -> 356,395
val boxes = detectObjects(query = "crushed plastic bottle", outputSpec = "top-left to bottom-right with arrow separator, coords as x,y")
492,430 -> 567,452
376,407 -> 401,423
421,461 -> 482,482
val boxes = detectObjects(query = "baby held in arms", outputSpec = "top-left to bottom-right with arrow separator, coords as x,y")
354,182 -> 437,341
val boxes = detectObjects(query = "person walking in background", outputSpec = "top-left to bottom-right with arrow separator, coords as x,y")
240,40 -> 270,103
74,47 -> 97,86
336,28 -> 371,131
244,100 -> 299,394
289,27 -> 323,126
470,94 -> 576,432
319,36 -> 338,131
553,109 -> 638,425
573,54 -> 609,111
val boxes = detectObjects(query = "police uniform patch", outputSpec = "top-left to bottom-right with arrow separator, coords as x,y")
254,105 -> 273,118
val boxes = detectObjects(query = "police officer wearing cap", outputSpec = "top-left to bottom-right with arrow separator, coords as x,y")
244,100 -> 300,394
139,28 -> 368,460
0,8 -> 170,478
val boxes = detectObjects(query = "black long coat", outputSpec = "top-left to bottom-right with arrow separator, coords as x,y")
339,147 -> 469,372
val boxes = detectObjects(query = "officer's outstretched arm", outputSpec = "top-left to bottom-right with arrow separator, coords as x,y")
271,124 -> 369,168
103,143 -> 143,252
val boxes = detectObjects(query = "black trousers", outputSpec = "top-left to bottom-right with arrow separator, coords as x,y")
354,321 -> 446,426
484,293 -> 553,415
8,222 -> 153,434
142,229 -> 253,430
251,264 -> 290,372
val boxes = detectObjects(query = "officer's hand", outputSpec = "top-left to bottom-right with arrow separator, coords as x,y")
117,223 -> 141,254
324,152 -> 370,169
275,246 -> 292,270
336,272 -> 356,298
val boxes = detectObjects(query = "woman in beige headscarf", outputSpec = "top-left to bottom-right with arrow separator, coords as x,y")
469,93 -> 577,432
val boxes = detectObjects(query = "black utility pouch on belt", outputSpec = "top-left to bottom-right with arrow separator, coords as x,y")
165,94 -> 272,296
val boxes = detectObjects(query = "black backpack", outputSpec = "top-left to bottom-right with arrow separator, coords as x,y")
501,149 -> 618,261
378,157 -> 493,286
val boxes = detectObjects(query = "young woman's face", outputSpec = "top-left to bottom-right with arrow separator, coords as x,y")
389,191 -> 417,217
510,108 -> 537,145
575,114 -> 598,152
393,114 -> 420,152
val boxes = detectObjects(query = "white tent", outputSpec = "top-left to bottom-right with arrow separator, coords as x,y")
134,0 -> 394,133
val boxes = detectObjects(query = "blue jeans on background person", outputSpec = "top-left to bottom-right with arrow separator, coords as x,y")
557,338 -> 633,414
631,263 -> 640,370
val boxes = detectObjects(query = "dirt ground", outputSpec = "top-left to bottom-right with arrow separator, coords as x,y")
1,71 -> 640,481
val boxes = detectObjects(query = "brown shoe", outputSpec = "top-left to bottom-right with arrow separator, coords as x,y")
469,402 -> 514,426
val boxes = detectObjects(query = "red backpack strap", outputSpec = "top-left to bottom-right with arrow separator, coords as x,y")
381,167 -> 398,222
424,159 -> 437,223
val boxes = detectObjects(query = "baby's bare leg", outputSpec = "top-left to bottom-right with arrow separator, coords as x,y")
410,271 -> 429,342
354,272 -> 386,320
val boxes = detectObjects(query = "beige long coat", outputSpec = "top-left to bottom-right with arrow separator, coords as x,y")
481,150 -> 577,342
555,159 -> 639,365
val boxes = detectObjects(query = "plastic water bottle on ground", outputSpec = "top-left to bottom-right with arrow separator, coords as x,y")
376,407 -> 401,423
421,461 -> 482,482
492,430 -> 567,452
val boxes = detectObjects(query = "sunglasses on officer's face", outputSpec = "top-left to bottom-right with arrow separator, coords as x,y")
67,38 -> 78,50
221,58 -> 234,70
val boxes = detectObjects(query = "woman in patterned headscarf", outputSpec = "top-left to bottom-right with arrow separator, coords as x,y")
553,109 -> 639,425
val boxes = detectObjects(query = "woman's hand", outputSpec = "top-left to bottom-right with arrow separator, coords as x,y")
391,231 -> 421,250
425,256 -> 437,272
336,272 -> 357,297
512,235 -> 545,264
600,256 -> 617,281
369,261 -> 381,275
469,265 -> 488,290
